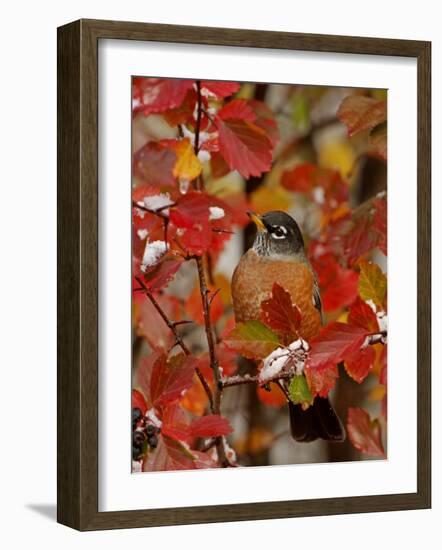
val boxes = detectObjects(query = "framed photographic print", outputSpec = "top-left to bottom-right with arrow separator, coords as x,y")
57,19 -> 431,530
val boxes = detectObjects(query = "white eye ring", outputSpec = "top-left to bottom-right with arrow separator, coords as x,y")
270,225 -> 287,239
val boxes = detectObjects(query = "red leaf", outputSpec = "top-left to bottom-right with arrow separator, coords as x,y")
337,95 -> 387,137
347,407 -> 386,457
190,415 -> 233,438
312,252 -> 359,312
306,322 -> 368,370
344,346 -> 375,383
282,163 -> 348,207
142,256 -> 183,291
218,99 -> 256,121
193,450 -> 220,469
143,434 -> 196,471
304,363 -> 339,398
348,297 -> 379,332
161,403 -> 192,442
373,195 -> 387,255
133,142 -> 177,186
133,78 -> 194,117
260,282 -> 302,337
134,294 -> 179,351
170,192 -> 210,228
201,81 -> 240,98
256,383 -> 287,408
210,151 -> 231,178
216,117 -> 273,179
150,353 -> 196,408
170,192 -> 211,255
132,389 -> 147,414
248,99 -> 279,147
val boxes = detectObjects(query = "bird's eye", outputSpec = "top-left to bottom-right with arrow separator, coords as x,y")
271,226 -> 286,239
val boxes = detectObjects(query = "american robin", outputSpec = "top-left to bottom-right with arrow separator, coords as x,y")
231,210 -> 345,443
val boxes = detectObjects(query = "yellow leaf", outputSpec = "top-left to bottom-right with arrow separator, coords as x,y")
318,140 -> 356,179
250,185 -> 291,215
368,384 -> 386,401
172,138 -> 202,180
358,260 -> 387,308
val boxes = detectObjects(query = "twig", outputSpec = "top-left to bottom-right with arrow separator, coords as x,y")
194,255 -> 230,467
135,276 -> 214,410
221,331 -> 388,389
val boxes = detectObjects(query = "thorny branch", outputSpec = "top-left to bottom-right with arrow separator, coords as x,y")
135,276 -> 214,411
221,331 -> 388,389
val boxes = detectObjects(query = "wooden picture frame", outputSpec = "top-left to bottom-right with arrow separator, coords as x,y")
57,18 -> 431,531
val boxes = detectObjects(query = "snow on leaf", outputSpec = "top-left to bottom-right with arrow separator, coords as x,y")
209,206 -> 225,220
200,81 -> 240,98
260,283 -> 302,338
190,415 -> 233,438
224,320 -> 280,360
347,407 -> 386,457
358,260 -> 387,309
337,95 -> 387,137
288,375 -> 314,410
216,117 -> 273,179
143,192 -> 174,213
149,353 -> 196,408
133,142 -> 177,187
141,240 -> 169,270
259,347 -> 290,382
133,78 -> 194,117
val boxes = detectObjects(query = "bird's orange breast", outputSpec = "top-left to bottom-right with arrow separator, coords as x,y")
231,249 -> 321,341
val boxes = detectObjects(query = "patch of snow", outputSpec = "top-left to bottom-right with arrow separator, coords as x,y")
377,310 -> 388,333
209,206 -> 225,221
222,437 -> 237,463
179,179 -> 190,194
137,229 -> 148,240
145,408 -> 162,428
365,299 -> 377,313
143,193 -> 173,214
312,186 -> 325,205
132,460 -> 142,473
141,240 -> 169,271
259,347 -> 290,382
198,149 -> 211,163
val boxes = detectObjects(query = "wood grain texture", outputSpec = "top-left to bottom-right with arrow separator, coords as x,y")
57,19 -> 431,531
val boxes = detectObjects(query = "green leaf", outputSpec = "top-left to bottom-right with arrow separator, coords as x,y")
224,320 -> 280,359
288,375 -> 314,410
358,260 -> 387,309
291,93 -> 310,133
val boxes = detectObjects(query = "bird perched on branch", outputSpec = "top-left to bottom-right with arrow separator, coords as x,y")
231,210 -> 345,443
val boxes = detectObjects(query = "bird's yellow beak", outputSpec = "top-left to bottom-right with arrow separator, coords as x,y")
247,211 -> 266,232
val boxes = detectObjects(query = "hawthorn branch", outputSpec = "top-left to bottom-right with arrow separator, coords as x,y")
194,256 -> 230,467
221,330 -> 388,389
135,276 -> 214,411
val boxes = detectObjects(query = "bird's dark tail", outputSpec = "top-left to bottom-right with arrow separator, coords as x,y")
288,397 -> 346,442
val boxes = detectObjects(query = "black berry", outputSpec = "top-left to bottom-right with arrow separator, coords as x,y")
146,424 -> 156,436
132,407 -> 143,427
148,434 -> 158,449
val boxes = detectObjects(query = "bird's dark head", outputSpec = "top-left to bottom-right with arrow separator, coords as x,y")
248,210 -> 305,257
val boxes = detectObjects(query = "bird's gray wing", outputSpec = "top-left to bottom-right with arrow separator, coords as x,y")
312,273 -> 324,325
